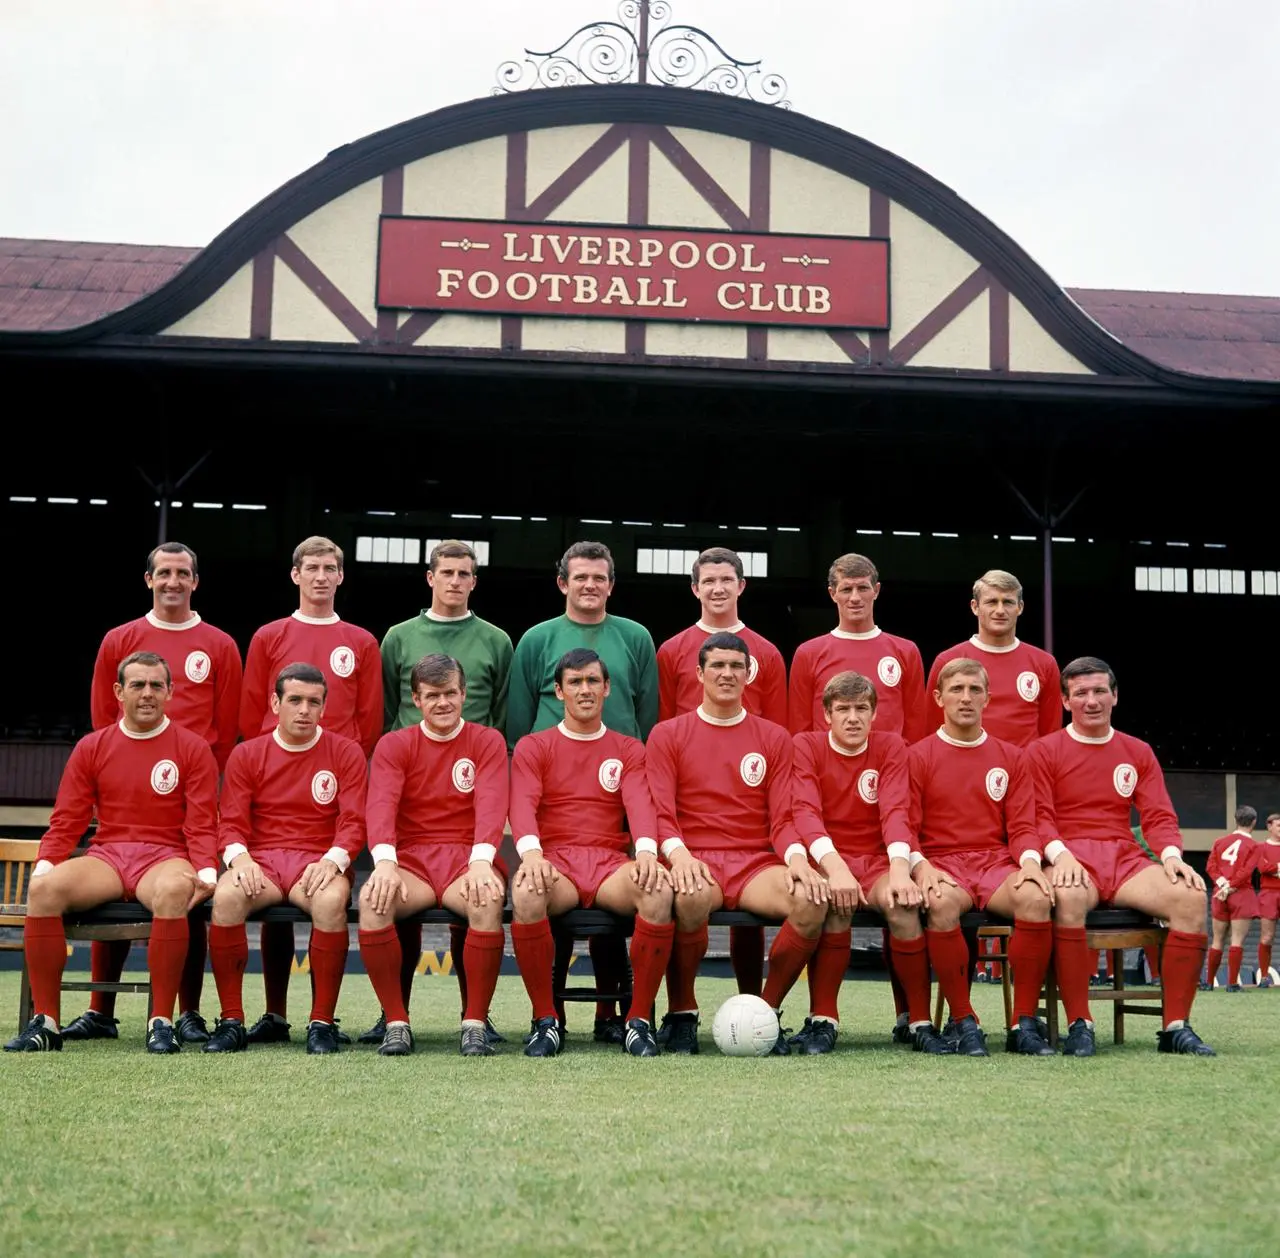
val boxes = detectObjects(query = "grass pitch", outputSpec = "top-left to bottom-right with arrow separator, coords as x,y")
2,972 -> 1277,1258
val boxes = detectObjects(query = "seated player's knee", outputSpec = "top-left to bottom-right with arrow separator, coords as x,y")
210,877 -> 248,926
27,874 -> 66,916
1052,884 -> 1090,926
788,895 -> 827,936
1166,882 -> 1207,933
883,902 -> 921,938
925,897 -> 961,931
1012,882 -> 1052,923
673,888 -> 714,930
308,879 -> 351,931
467,898 -> 503,932
823,908 -> 853,933
149,870 -> 194,918
635,880 -> 674,924
511,880 -> 548,924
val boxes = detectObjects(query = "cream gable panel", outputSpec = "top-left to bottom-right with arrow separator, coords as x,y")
646,321 -> 746,359
415,313 -> 502,350
522,317 -> 626,354
286,177 -> 382,327
545,143 -> 629,224
271,256 -> 357,344
767,327 -> 856,364
648,147 -> 734,230
1009,297 -> 1092,373
160,261 -> 252,338
905,290 -> 989,369
666,128 -> 750,214
527,125 -> 613,205
402,137 -> 506,218
888,202 -> 981,341
768,152 -> 870,237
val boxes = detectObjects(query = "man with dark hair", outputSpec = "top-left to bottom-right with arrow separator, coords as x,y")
6,653 -> 219,1054
203,664 -> 368,1055
1029,655 -> 1215,1055
357,653 -> 509,1056
1254,814 -> 1280,987
509,648 -> 673,1057
656,545 -> 787,1000
647,632 -> 828,1054
370,539 -> 513,1046
238,536 -> 381,1045
69,541 -> 242,1047
507,540 -> 659,1043
1204,806 -> 1260,991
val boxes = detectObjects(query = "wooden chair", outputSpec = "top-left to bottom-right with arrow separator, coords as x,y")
932,924 -> 1013,1031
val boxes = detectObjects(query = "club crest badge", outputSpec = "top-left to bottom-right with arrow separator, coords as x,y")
1113,763 -> 1138,798
985,766 -> 1009,801
452,758 -> 477,793
1017,671 -> 1040,702
858,769 -> 879,804
330,646 -> 355,678
877,657 -> 901,688
740,753 -> 767,787
311,772 -> 338,805
184,651 -> 211,683
746,656 -> 759,685
599,758 -> 623,793
150,760 -> 179,795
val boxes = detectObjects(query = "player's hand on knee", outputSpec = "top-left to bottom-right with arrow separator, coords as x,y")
515,853 -> 557,896
463,861 -> 504,908
1050,853 -> 1091,890
186,869 -> 217,911
231,856 -> 266,899
631,852 -> 667,894
667,849 -> 712,895
913,859 -> 955,902
1014,859 -> 1054,903
821,859 -> 862,914
787,855 -> 829,905
365,861 -> 407,916
886,863 -> 922,909
300,858 -> 341,897
1163,855 -> 1204,891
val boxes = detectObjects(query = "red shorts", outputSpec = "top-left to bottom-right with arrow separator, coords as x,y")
1259,889 -> 1280,920
929,849 -> 1019,912
837,851 -> 890,892
545,846 -> 629,908
1069,839 -> 1157,904
254,847 -> 352,899
1211,888 -> 1260,921
398,842 -> 508,898
83,841 -> 188,900
696,848 -> 782,911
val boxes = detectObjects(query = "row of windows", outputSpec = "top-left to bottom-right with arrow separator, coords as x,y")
355,537 -> 492,566
1134,567 -> 1280,596
638,549 -> 769,578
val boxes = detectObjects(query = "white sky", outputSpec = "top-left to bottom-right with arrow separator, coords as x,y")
2,0 -> 1277,294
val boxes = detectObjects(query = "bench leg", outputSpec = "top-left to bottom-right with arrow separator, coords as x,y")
18,960 -> 33,1029
1111,949 -> 1125,1045
1043,968 -> 1060,1047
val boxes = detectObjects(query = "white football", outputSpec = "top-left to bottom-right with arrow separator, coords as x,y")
712,994 -> 780,1057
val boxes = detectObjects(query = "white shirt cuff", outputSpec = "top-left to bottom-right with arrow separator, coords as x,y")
33,859 -> 54,876
323,847 -> 351,874
783,843 -> 806,865
469,843 -> 497,865
1019,850 -> 1043,866
197,867 -> 217,886
909,851 -> 926,870
660,837 -> 687,859
1159,845 -> 1182,864
371,844 -> 399,866
515,834 -> 542,857
633,837 -> 658,856
1044,840 -> 1068,865
886,842 -> 911,863
222,842 -> 249,866
809,836 -> 836,863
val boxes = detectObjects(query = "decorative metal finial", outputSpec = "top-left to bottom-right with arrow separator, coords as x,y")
493,1 -> 790,107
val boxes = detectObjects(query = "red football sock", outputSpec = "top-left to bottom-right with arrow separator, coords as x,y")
761,920 -> 822,1011
884,927 -> 909,1017
25,914 -> 67,1024
512,919 -> 557,1022
1259,942 -> 1273,978
590,934 -> 625,1019
307,928 -> 348,1024
1227,946 -> 1244,986
177,913 -> 206,1014
626,916 -> 674,1024
807,929 -> 851,1022
1144,944 -> 1161,981
927,926 -> 975,1022
259,919 -> 295,1018
148,916 -> 190,1023
209,922 -> 249,1023
1162,930 -> 1207,1025
888,933 -> 932,1024
461,928 -> 504,1023
667,924 -> 708,1012
730,925 -> 765,996
448,922 -> 468,1015
358,925 -> 409,1024
1009,919 -> 1053,1022
89,938 -> 130,1017
398,919 -> 422,1010
1206,946 -> 1223,986
1053,925 -> 1093,1025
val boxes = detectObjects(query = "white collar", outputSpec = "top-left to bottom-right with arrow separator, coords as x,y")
1067,724 -> 1115,745
273,727 -> 322,753
145,611 -> 200,631
119,716 -> 171,741
293,610 -> 339,625
425,608 -> 473,623
1231,829 -> 1253,837
420,718 -> 465,742
696,618 -> 744,634
557,721 -> 607,742
696,706 -> 747,727
828,731 -> 869,758
968,634 -> 1019,654
831,626 -> 881,641
936,727 -> 988,748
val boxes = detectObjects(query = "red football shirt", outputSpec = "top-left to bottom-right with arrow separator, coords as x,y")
91,612 -> 243,771
788,628 -> 929,743
657,621 -> 787,725
645,708 -> 798,859
510,723 -> 657,855
39,718 -> 219,872
1256,841 -> 1280,892
791,729 -> 913,859
1028,725 -> 1182,858
366,720 -> 509,860
927,637 -> 1060,748
218,728 -> 368,866
907,729 -> 1039,862
1206,830 -> 1257,891
239,612 -> 382,756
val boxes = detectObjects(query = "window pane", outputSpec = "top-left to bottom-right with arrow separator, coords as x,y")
371,537 -> 389,563
1160,567 -> 1175,592
1192,568 -> 1205,593
1206,569 -> 1219,593
475,540 -> 490,567
637,547 -> 653,574
403,538 -> 421,566
1147,566 -> 1161,591
753,552 -> 768,578
356,536 -> 373,563
387,537 -> 404,564
667,549 -> 684,575
1174,568 -> 1187,593
1266,570 -> 1279,596
1233,570 -> 1246,595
